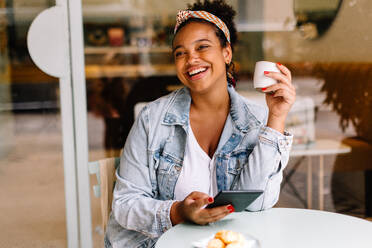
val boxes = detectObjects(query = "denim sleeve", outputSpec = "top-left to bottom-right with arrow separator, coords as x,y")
111,106 -> 175,239
238,126 -> 293,211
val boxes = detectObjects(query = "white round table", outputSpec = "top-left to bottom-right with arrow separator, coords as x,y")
156,208 -> 372,248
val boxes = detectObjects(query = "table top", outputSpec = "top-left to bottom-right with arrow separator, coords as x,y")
156,208 -> 372,248
290,139 -> 351,157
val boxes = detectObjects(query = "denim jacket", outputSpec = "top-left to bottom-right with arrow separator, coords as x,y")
105,85 -> 293,248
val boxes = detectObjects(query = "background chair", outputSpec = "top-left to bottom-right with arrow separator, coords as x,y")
89,157 -> 120,233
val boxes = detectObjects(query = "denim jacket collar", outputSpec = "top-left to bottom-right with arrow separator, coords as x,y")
162,87 -> 191,127
162,85 -> 262,132
228,85 -> 262,133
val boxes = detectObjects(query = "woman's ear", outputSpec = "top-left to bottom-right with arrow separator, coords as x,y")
222,44 -> 232,64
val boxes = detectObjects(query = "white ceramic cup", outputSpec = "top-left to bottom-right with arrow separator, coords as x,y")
253,61 -> 280,90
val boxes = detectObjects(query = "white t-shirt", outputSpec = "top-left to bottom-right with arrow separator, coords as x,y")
173,125 -> 218,201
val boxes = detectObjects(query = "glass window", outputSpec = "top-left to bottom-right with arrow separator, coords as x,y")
0,0 -> 67,246
1,0 -> 371,246
83,2 -> 372,231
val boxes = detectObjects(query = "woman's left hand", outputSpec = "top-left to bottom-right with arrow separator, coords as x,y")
262,63 -> 296,133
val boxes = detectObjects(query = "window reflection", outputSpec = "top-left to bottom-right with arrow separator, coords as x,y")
82,1 -> 372,224
0,0 -> 371,246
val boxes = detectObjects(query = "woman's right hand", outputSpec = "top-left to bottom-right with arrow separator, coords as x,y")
170,191 -> 234,225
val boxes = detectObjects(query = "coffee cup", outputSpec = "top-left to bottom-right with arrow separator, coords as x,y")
253,61 -> 280,90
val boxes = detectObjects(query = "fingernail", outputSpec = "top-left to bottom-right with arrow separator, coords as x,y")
208,197 -> 213,203
277,62 -> 282,66
227,205 -> 234,213
264,71 -> 269,75
261,88 -> 267,91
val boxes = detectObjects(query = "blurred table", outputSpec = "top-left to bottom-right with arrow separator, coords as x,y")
156,208 -> 372,248
287,139 -> 351,210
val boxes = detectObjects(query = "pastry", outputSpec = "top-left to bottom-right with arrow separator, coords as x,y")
209,230 -> 246,248
214,230 -> 240,244
207,238 -> 225,248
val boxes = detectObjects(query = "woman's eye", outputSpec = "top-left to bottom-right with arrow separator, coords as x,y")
174,51 -> 184,58
198,45 -> 209,50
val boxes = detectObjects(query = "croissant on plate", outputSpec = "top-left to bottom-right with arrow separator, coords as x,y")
207,230 -> 246,248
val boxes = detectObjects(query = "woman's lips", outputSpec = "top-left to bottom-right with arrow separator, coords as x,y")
186,67 -> 209,81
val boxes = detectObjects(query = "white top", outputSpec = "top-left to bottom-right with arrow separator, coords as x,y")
173,125 -> 218,201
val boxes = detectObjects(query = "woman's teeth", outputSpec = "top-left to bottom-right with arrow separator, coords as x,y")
188,67 -> 207,76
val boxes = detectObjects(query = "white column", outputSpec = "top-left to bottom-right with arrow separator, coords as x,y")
27,1 -> 92,247
66,0 -> 93,247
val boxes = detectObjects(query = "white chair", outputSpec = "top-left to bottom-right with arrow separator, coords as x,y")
89,157 -> 120,233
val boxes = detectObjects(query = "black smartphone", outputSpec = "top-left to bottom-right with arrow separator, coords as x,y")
206,190 -> 263,212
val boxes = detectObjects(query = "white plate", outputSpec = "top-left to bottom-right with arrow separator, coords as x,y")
191,233 -> 261,248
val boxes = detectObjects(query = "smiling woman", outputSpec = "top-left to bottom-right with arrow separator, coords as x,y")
104,1 -> 295,247
172,22 -> 232,95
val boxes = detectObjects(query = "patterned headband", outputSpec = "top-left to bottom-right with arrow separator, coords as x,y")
174,10 -> 231,43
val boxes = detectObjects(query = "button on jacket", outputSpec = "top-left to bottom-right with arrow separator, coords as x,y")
106,85 -> 293,248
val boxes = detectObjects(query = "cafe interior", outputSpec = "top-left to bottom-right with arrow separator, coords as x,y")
0,0 -> 371,247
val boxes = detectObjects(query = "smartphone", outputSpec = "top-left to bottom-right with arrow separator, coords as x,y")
206,190 -> 263,212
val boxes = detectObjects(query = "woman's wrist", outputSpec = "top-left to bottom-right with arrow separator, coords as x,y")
170,201 -> 184,225
267,113 -> 286,134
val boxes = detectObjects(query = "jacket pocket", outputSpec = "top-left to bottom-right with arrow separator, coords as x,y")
154,151 -> 182,199
227,149 -> 252,174
226,149 -> 252,189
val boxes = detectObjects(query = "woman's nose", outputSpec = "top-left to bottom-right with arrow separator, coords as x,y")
186,51 -> 199,65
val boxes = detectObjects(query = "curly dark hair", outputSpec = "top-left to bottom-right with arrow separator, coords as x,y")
186,0 -> 237,50
174,0 -> 238,86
